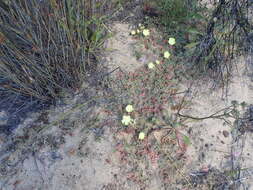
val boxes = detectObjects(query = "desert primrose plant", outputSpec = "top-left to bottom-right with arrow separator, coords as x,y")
0,0 -> 107,103
100,21 -> 197,188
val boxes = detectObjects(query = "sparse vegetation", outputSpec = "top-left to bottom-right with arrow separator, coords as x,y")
0,0 -> 253,190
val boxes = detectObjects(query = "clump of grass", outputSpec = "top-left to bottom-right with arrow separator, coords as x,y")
0,0 -> 106,103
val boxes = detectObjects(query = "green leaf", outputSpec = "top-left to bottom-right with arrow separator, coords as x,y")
91,30 -> 103,43
192,13 -> 205,20
184,42 -> 199,49
183,135 -> 191,145
240,101 -> 247,108
188,28 -> 202,35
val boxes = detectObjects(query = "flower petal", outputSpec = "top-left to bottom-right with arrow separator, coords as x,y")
131,30 -> 136,35
163,51 -> 171,59
168,37 -> 176,45
148,62 -> 155,69
143,29 -> 150,37
121,115 -> 133,125
139,132 -> 145,140
126,105 -> 134,113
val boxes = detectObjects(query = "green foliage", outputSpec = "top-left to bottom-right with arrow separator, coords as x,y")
111,0 -> 133,7
156,0 -> 206,46
149,0 -> 253,83
0,0 -> 106,102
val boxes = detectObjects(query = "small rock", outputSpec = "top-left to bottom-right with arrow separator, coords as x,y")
67,148 -> 77,156
222,130 -> 229,138
0,135 -> 5,146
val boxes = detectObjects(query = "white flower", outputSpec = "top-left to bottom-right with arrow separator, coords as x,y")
131,30 -> 136,35
137,29 -> 140,34
148,62 -> 155,69
139,132 -> 145,140
168,37 -> 176,45
163,51 -> 171,59
143,29 -> 150,36
121,115 -> 133,126
125,105 -> 134,113
155,60 -> 160,64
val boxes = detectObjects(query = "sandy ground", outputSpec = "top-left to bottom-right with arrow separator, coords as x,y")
0,21 -> 253,190
104,22 -> 158,73
182,56 -> 253,189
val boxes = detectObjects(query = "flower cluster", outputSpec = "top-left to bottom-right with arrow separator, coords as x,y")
121,105 -> 135,126
121,105 -> 146,140
121,115 -> 134,126
130,23 -> 150,37
147,59 -> 161,70
127,26 -> 178,142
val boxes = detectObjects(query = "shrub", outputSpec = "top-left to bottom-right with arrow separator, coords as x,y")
190,0 -> 253,76
0,0 -> 106,102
